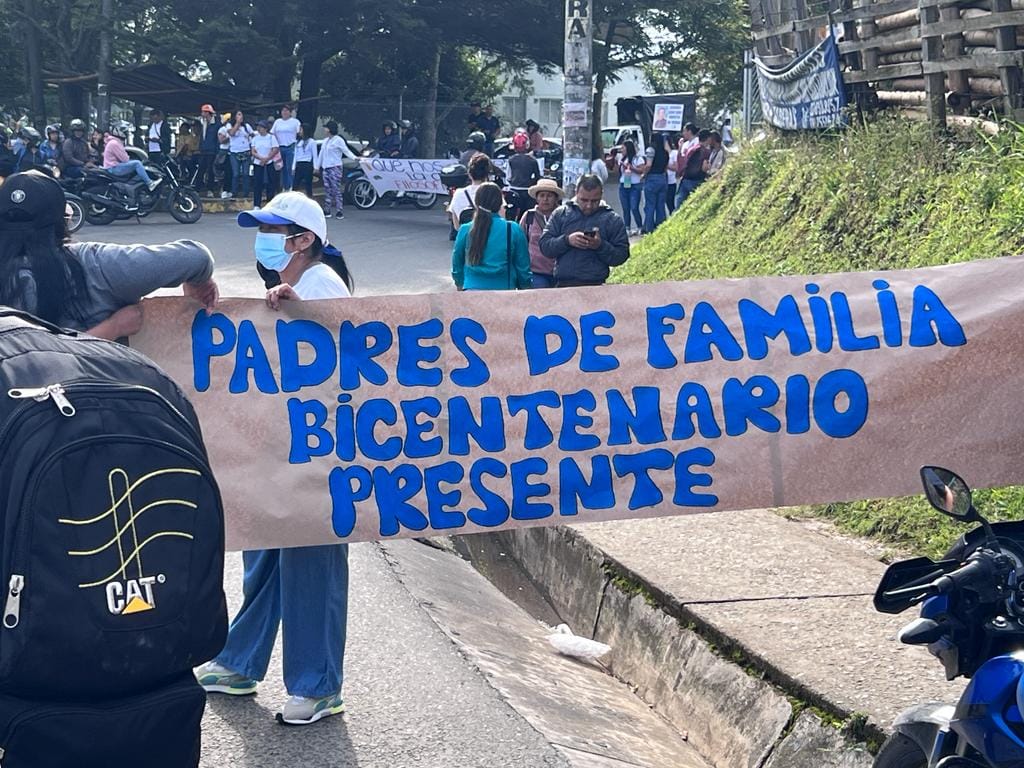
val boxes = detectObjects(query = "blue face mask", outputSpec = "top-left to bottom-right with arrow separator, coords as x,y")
254,232 -> 295,272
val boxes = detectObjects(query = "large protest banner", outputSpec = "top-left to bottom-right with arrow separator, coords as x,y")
756,34 -> 847,130
359,158 -> 450,194
134,257 -> 1024,551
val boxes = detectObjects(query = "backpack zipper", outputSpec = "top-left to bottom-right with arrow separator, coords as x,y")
8,385 -> 75,417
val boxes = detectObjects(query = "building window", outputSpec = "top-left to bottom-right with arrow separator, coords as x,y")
537,98 -> 562,133
502,96 -> 526,125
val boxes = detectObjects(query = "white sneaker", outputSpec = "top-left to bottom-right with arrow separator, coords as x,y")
277,692 -> 345,726
220,191 -> 232,200
194,661 -> 258,695
147,179 -> 160,191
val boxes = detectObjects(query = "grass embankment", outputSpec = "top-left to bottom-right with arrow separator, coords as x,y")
611,116 -> 1024,560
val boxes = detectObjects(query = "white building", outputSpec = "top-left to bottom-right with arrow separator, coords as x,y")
497,66 -> 649,138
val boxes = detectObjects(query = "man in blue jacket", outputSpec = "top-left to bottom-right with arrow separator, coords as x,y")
539,174 -> 630,287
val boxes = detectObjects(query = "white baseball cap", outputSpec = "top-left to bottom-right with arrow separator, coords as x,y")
237,191 -> 327,243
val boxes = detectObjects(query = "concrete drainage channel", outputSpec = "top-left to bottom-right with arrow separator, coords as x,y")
450,526 -> 877,768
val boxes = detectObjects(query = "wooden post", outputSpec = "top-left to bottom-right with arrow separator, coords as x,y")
862,10 -> 880,73
940,4 -> 969,105
921,0 -> 947,128
992,0 -> 1024,116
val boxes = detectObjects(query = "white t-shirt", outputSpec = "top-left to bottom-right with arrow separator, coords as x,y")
221,123 -> 253,153
590,158 -> 609,184
316,135 -> 357,169
272,117 -> 300,146
148,122 -> 163,153
667,150 -> 679,184
250,133 -> 279,165
618,155 -> 644,185
449,183 -> 482,225
293,263 -> 351,300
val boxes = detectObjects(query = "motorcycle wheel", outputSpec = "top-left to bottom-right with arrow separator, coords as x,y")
84,202 -> 116,226
350,179 -> 378,209
412,192 -> 438,210
64,196 -> 85,234
169,189 -> 203,224
872,734 -> 927,768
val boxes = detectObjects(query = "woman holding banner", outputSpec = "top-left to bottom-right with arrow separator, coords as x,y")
196,191 -> 352,726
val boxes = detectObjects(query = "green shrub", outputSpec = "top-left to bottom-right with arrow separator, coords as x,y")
611,115 -> 1024,557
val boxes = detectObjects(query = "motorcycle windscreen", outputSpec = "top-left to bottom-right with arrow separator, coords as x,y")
873,557 -> 960,614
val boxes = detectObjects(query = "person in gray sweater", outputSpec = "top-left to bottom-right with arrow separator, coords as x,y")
0,171 -> 218,339
539,173 -> 630,287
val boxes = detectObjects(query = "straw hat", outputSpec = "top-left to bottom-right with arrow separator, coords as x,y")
528,178 -> 566,199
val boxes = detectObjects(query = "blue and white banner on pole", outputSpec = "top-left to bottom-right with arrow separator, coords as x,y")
755,34 -> 847,130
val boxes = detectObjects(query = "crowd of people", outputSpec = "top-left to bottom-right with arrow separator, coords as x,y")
607,122 -> 728,237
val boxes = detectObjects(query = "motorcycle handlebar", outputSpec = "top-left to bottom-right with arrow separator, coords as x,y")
883,552 -> 999,602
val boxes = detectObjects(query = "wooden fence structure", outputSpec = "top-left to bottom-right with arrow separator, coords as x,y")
750,0 -> 1024,125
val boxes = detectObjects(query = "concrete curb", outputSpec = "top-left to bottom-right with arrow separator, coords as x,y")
489,525 -> 876,768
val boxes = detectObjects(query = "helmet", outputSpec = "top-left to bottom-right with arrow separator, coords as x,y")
466,131 -> 486,150
382,120 -> 397,130
68,118 -> 86,132
399,119 -> 412,130
107,123 -> 127,140
45,123 -> 61,136
18,126 -> 41,145
512,132 -> 529,152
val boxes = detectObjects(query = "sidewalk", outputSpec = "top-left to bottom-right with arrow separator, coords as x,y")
496,510 -> 964,768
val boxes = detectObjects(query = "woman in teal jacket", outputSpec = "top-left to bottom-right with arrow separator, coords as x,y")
452,182 -> 532,290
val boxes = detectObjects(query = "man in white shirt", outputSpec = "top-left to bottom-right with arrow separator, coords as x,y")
271,104 -> 301,192
147,109 -> 170,161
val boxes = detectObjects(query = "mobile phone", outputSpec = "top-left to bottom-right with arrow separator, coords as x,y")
584,228 -> 598,237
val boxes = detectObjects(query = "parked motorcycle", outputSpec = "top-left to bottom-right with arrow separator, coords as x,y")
873,466 -> 1024,767
79,157 -> 202,225
349,149 -> 438,210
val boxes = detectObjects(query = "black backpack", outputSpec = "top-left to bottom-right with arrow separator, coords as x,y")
0,309 -> 226,766
458,188 -> 476,225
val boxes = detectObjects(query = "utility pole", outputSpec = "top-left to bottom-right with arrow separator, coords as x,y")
96,0 -> 113,129
563,0 -> 593,196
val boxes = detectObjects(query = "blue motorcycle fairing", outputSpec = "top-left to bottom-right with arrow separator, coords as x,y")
951,653 -> 1024,766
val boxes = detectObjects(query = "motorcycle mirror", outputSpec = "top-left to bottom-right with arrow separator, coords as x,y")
920,466 -> 975,521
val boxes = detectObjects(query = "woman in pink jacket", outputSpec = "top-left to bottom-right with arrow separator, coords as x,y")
102,126 -> 159,190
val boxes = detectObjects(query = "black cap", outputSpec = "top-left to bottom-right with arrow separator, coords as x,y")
0,171 -> 66,231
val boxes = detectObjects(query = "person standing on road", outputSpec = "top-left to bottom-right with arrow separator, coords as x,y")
197,105 -> 221,196
147,109 -> 171,162
449,152 -> 491,230
452,182 -> 531,291
292,124 -> 318,199
518,178 -> 564,288
222,110 -> 254,200
540,173 -> 630,287
615,139 -> 645,236
316,120 -> 357,219
476,105 -> 500,157
642,133 -> 671,233
250,121 -> 280,209
272,104 -> 300,191
0,170 -> 219,339
197,191 -> 351,728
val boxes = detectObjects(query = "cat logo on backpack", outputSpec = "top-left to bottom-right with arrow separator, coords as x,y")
105,574 -> 167,615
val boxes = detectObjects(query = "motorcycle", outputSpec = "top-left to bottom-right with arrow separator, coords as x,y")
78,157 -> 202,225
348,149 -> 438,211
873,466 -> 1024,767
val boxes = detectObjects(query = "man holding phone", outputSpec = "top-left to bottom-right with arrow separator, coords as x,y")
540,174 -> 630,287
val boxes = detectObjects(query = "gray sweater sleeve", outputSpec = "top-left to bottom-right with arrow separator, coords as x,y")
69,239 -> 214,317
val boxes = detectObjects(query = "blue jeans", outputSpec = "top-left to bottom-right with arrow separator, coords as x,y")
230,152 -> 250,198
675,178 -> 704,207
531,273 -> 555,288
642,173 -> 668,233
215,544 -> 349,698
109,160 -> 152,185
618,183 -> 643,231
278,144 -> 295,190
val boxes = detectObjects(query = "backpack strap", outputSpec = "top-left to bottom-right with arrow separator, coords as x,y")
463,188 -> 473,207
525,209 -> 535,233
0,308 -> 74,336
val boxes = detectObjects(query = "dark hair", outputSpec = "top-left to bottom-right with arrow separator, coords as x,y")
282,104 -> 293,112
710,131 -> 722,144
622,139 -> 637,162
468,153 -> 491,182
698,129 -> 712,141
300,123 -> 313,143
684,122 -> 698,134
325,121 -> 339,136
467,183 -> 503,266
576,174 -> 604,193
0,220 -> 85,324
150,109 -> 163,118
286,224 -> 354,292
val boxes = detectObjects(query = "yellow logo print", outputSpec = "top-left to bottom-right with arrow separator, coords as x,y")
58,467 -> 199,615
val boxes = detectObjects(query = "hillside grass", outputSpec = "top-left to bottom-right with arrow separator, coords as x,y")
610,115 -> 1024,560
